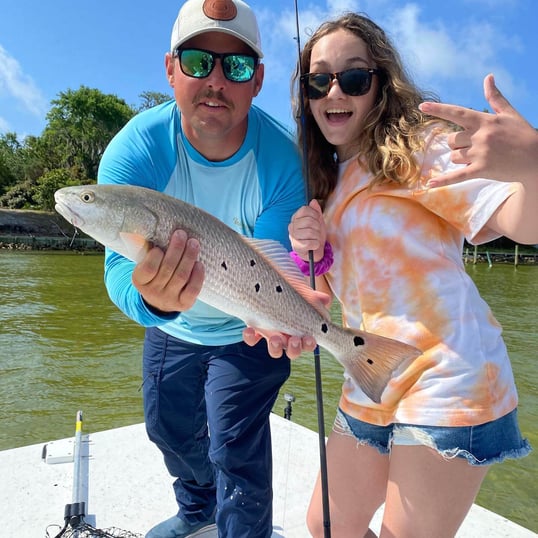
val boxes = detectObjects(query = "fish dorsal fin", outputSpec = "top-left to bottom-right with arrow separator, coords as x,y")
245,238 -> 331,319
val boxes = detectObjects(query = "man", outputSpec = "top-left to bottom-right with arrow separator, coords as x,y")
97,1 -> 305,537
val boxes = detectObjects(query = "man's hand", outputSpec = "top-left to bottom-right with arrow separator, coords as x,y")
243,289 -> 331,359
243,327 -> 317,359
132,229 -> 205,313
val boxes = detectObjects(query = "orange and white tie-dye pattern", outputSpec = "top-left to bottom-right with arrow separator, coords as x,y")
324,134 -> 519,427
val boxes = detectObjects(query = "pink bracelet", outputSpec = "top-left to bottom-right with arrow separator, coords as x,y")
290,241 -> 334,276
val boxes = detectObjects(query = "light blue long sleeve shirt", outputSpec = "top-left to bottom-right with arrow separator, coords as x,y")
98,100 -> 305,345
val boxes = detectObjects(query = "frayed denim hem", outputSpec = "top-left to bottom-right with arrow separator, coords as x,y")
333,407 -> 533,466
392,431 -> 533,466
456,440 -> 533,466
391,418 -> 533,466
333,409 -> 390,455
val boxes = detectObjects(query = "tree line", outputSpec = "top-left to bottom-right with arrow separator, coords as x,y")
0,87 -> 171,212
0,86 -> 531,253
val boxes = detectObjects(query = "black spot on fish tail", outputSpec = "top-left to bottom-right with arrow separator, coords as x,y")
250,259 -> 256,267
367,359 -> 373,365
354,336 -> 365,346
276,285 -> 283,293
255,283 -> 261,293
321,323 -> 328,334
221,261 -> 228,270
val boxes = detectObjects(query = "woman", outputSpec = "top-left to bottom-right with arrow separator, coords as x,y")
287,13 -> 534,538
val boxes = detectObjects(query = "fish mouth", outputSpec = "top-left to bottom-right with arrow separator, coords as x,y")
54,199 -> 83,228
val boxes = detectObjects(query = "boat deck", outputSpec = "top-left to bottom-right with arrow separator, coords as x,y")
1,413 -> 535,537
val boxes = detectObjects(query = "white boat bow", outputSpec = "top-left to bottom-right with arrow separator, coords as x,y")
0,413 -> 535,537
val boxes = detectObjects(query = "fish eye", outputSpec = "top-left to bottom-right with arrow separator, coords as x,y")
80,191 -> 95,203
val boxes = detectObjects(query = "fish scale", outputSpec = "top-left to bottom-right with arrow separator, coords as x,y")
54,184 -> 422,403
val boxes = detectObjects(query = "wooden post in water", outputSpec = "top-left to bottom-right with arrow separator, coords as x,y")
515,244 -> 519,267
473,245 -> 478,264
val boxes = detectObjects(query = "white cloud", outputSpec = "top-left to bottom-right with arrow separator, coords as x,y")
0,116 -> 10,134
377,3 -> 523,101
255,0 -> 529,123
326,0 -> 361,15
384,5 -> 459,79
0,45 -> 48,118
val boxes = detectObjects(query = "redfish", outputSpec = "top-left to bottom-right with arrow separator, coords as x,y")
54,184 -> 421,403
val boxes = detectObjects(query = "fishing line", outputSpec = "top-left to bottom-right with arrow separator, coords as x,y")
281,394 -> 296,533
293,2 -> 332,536
69,228 -> 79,248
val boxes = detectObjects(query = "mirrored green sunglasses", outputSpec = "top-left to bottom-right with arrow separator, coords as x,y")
175,47 -> 258,83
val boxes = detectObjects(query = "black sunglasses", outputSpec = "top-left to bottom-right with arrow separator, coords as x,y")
174,47 -> 259,83
301,68 -> 380,100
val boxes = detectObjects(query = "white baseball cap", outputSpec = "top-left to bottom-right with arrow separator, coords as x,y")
170,0 -> 263,58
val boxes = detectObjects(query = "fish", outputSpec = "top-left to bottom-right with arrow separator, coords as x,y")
54,184 -> 422,403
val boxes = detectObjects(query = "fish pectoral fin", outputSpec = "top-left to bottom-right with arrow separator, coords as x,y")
118,232 -> 151,263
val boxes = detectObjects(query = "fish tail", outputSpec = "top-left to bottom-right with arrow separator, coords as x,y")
335,329 -> 422,404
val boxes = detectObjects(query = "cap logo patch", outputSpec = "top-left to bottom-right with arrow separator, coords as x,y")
203,0 -> 237,21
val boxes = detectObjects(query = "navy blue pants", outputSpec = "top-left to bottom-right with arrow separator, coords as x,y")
142,327 -> 290,538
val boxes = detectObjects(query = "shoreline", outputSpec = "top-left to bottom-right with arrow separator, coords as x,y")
2,236 -> 535,265
0,207 -> 103,252
0,235 -> 103,252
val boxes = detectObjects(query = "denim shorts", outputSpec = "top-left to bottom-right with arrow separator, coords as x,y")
334,407 -> 532,466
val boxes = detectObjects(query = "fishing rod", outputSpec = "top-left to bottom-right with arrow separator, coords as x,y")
293,2 -> 331,536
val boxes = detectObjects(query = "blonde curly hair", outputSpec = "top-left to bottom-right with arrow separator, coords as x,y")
293,12 -> 450,202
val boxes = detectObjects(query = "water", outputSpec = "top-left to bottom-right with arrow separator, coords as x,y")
0,252 -> 145,445
0,251 -> 536,531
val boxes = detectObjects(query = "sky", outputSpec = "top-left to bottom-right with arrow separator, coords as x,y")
1,0 -> 537,140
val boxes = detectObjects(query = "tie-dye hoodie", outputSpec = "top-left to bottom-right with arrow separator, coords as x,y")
324,133 -> 520,427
